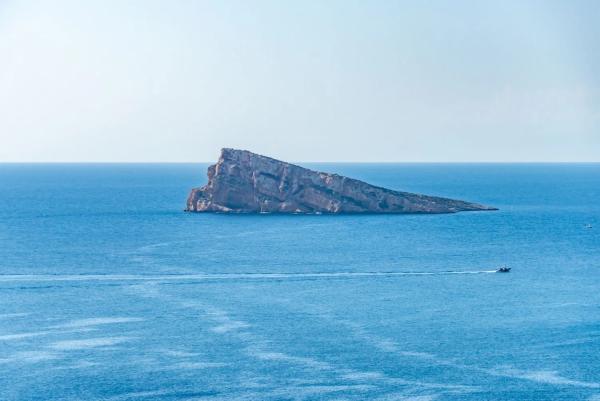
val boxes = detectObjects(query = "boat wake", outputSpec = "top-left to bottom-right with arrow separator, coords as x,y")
0,270 -> 497,283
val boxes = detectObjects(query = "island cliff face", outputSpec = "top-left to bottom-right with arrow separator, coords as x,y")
186,149 -> 497,214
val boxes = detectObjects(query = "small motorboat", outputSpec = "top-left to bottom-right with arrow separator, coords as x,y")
586,224 -> 593,229
496,267 -> 511,273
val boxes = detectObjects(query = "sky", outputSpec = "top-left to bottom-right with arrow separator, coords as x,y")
0,0 -> 599,162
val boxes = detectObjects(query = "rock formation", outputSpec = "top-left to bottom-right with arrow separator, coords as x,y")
186,149 -> 497,214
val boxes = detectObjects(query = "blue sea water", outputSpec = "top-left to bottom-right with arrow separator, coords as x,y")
0,163 -> 599,401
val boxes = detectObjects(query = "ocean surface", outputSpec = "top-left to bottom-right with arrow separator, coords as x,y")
1,163 -> 599,401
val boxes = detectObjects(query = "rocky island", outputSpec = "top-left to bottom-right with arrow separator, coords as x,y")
186,149 -> 497,214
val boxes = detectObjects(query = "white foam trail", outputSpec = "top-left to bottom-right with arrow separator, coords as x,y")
160,350 -> 200,358
0,350 -> 60,364
0,331 -> 53,341
54,360 -> 99,370
0,270 -> 497,283
48,336 -> 134,350
0,312 -> 30,319
0,327 -> 99,342
54,317 -> 144,328
248,349 -> 333,370
170,361 -> 227,370
487,368 -> 600,389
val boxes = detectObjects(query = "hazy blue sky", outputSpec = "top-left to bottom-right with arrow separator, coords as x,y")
1,0 -> 599,162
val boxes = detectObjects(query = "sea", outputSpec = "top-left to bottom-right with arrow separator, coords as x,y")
1,163 -> 599,401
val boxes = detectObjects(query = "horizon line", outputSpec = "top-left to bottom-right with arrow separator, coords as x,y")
1,160 -> 600,164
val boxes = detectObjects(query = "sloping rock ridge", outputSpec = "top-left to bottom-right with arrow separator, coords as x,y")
186,149 -> 497,214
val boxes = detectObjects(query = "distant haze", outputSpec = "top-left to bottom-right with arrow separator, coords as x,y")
1,0 -> 599,162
